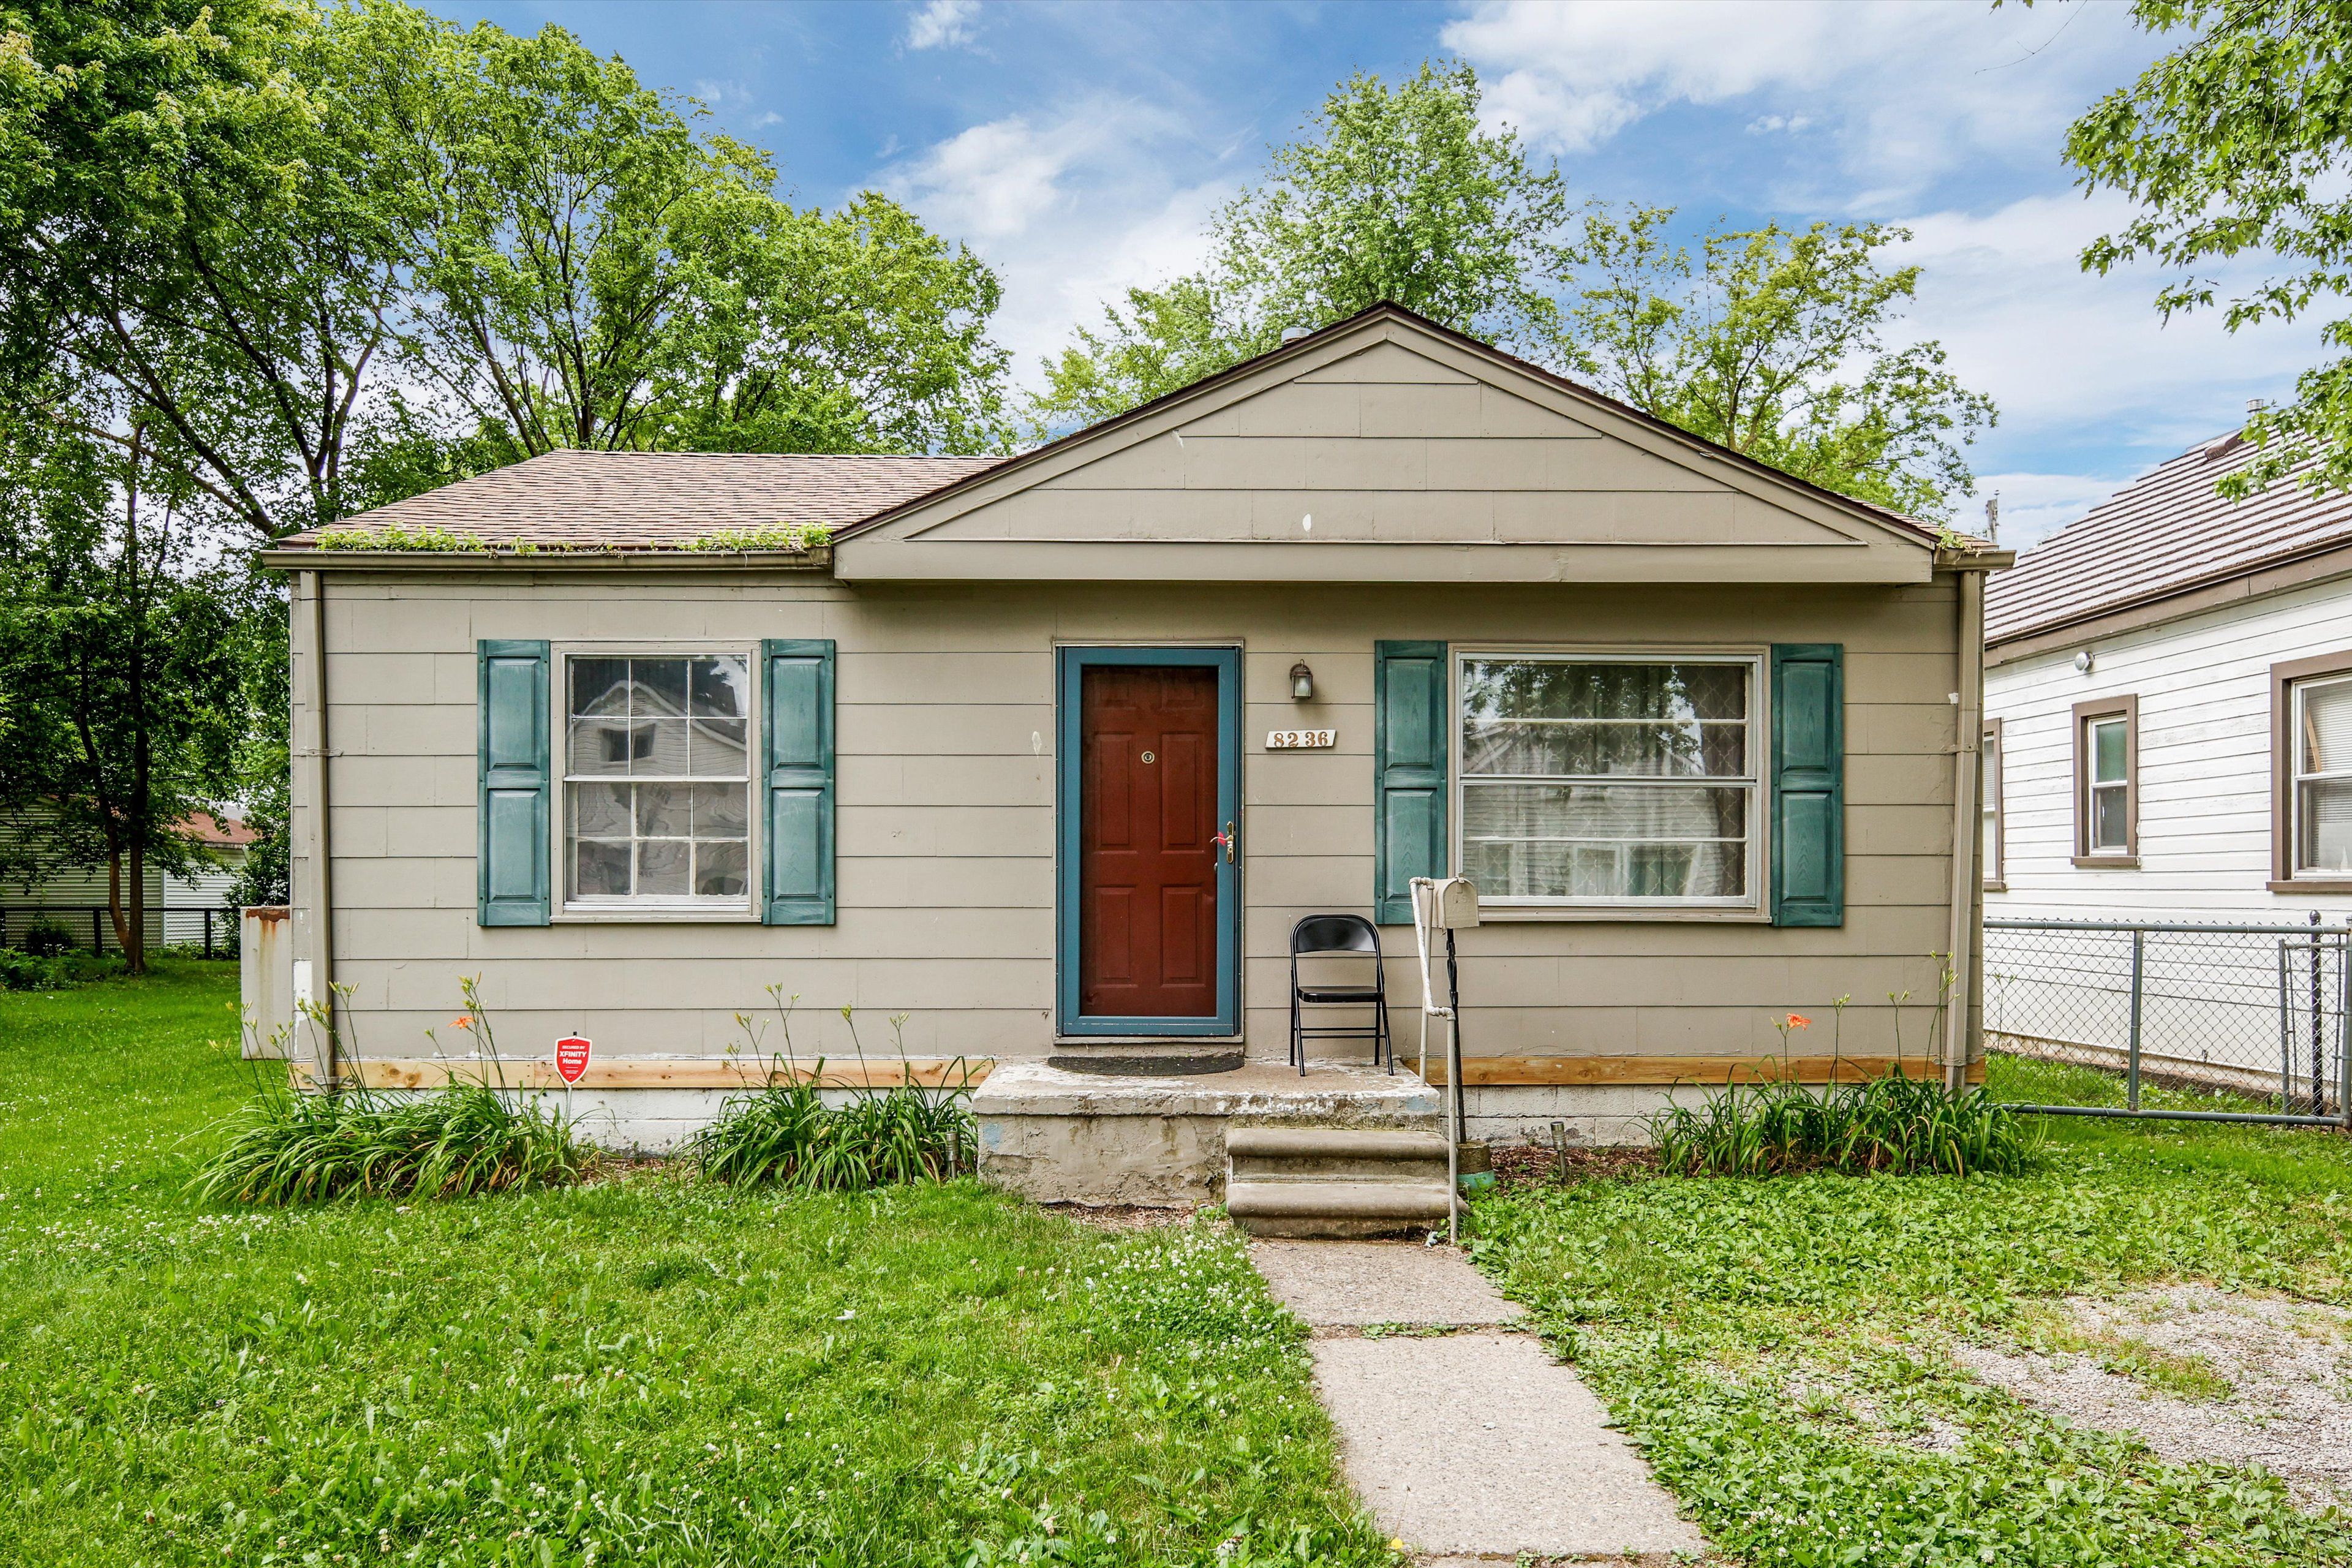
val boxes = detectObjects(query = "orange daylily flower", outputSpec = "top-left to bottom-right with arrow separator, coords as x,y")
1785,1013 -> 1811,1028
451,1016 -> 473,1031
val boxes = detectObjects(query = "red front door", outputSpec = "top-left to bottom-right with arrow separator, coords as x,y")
1079,664 -> 1221,1017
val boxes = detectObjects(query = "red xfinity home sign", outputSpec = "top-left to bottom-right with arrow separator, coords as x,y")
555,1036 -> 592,1085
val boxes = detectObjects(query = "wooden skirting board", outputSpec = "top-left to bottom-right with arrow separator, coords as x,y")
295,1058 -> 995,1091
297,1053 -> 1983,1093
1419,1054 -> 1986,1087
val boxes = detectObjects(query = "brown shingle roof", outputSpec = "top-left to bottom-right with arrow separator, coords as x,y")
277,450 -> 1005,548
1985,437 -> 2352,646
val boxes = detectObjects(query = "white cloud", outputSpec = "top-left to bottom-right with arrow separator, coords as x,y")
891,116 -> 1078,243
1893,192 -> 2316,444
905,0 -> 980,52
1744,114 -> 1811,137
1884,190 -> 2320,543
882,100 -> 1233,383
1444,0 -> 2155,206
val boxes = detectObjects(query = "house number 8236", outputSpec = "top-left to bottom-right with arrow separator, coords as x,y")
1265,729 -> 1336,749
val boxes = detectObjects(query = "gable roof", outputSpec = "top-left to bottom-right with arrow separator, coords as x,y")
832,303 -> 1954,584
1985,435 -> 2351,647
270,304 -> 1958,577
277,450 -> 1003,549
837,303 -> 1944,551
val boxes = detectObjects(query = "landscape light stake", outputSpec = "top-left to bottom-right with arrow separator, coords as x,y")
1550,1120 -> 1567,1182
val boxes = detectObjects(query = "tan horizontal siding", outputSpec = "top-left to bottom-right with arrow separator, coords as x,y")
301,574 -> 1964,1065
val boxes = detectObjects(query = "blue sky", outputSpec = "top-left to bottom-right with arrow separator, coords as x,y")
423,1 -> 2323,547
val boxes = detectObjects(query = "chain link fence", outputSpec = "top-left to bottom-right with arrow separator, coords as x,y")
1984,916 -> 2352,1128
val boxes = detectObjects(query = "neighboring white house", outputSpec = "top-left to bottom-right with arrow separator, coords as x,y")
163,812 -> 252,951
1981,432 -> 2352,1104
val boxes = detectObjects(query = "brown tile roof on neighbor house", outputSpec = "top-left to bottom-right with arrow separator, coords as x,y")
175,811 -> 255,847
1985,435 -> 2352,647
277,450 -> 1006,549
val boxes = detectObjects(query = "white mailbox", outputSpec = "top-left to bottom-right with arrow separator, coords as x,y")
1423,876 -> 1480,930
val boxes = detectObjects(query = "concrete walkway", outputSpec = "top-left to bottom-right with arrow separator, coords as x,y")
1250,1240 -> 1707,1564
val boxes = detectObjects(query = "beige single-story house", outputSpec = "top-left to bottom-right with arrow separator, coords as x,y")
256,304 -> 2003,1196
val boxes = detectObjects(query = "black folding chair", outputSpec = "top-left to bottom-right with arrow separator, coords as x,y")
1288,913 -> 1393,1074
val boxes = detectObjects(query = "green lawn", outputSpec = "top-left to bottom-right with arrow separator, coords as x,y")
0,963 -> 1386,1567
1469,1093 -> 2352,1567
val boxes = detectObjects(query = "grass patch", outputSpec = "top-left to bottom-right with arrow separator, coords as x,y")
1987,1050 -> 2297,1118
1469,1112 -> 2352,1566
0,965 -> 1389,1567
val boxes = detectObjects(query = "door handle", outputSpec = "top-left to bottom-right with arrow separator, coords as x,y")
1213,822 -> 1237,865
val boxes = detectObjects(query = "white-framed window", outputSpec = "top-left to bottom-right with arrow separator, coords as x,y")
2084,714 -> 2130,854
1456,650 -> 1762,911
561,651 -> 754,910
1981,719 -> 2003,887
2291,671 -> 2352,876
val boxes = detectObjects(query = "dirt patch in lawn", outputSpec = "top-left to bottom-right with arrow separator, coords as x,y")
1488,1142 -> 1659,1193
1953,1284 -> 2352,1509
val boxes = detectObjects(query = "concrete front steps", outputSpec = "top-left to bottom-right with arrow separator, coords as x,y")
973,1060 -> 1441,1207
1223,1126 -> 1454,1238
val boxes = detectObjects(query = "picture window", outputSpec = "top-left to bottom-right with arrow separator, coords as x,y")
1456,653 -> 1760,909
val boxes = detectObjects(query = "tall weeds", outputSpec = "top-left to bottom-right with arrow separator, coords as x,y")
191,982 -> 584,1205
688,999 -> 974,1189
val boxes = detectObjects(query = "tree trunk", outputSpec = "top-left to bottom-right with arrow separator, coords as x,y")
105,842 -> 133,960
124,423 -> 149,976
126,841 -> 146,974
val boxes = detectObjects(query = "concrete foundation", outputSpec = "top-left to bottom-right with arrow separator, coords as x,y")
1458,1081 -> 1728,1147
973,1060 -> 1441,1207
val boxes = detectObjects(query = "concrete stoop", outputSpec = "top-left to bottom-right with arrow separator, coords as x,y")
1223,1126 -> 1453,1238
973,1059 -> 1441,1207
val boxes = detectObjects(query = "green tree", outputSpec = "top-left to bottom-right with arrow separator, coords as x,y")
1030,61 -> 1567,431
0,0 -> 428,537
2065,0 -> 2352,496
1561,208 -> 1997,519
396,17 -> 1009,462
0,1 -> 1014,545
0,411 -> 244,972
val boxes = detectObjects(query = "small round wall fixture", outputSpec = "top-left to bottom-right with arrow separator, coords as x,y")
1289,662 -> 1315,701
2074,649 -> 2095,674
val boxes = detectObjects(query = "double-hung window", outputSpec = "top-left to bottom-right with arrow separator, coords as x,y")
2290,671 -> 2352,878
2071,696 -> 2137,865
563,653 -> 753,908
1981,719 -> 2003,888
1457,652 -> 1760,911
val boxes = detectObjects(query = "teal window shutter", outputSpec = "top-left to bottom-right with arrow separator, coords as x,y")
477,639 -> 551,926
763,639 -> 835,925
1374,641 -> 1449,924
1771,644 -> 1844,927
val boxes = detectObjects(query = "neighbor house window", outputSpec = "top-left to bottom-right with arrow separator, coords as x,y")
1457,653 -> 1760,910
1981,718 -> 2004,889
2273,653 -> 2352,889
564,654 -> 752,906
2071,695 -> 2137,865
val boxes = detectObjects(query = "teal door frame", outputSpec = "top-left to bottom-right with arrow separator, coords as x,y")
1055,646 -> 1243,1036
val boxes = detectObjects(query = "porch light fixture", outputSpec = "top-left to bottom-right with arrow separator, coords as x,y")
1290,662 -> 1315,701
